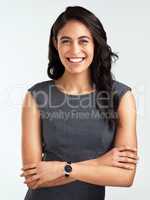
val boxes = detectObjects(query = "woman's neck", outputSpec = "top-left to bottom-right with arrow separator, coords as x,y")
55,71 -> 95,95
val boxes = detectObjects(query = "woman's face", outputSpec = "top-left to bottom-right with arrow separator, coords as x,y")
54,20 -> 94,74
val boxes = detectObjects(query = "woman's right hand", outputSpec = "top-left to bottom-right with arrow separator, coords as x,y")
24,176 -> 66,189
96,146 -> 139,170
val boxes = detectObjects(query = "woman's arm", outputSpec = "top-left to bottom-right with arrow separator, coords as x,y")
21,92 -> 43,187
68,90 -> 137,187
39,146 -> 138,188
112,89 -> 137,181
21,91 -> 42,165
21,92 -> 69,188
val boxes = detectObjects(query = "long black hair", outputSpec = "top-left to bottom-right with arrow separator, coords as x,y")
47,6 -> 119,130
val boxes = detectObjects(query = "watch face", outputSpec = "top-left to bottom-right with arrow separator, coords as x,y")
65,164 -> 72,173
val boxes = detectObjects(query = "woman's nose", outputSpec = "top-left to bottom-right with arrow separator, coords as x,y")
70,42 -> 81,54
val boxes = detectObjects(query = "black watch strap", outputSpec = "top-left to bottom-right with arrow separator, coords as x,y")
64,161 -> 72,177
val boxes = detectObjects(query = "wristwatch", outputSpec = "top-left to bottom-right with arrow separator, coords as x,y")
64,161 -> 72,177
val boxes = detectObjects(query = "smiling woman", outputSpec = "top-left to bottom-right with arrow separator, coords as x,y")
21,5 -> 138,200
53,20 -> 94,75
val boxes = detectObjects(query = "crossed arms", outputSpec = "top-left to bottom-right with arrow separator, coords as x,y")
20,90 -> 138,189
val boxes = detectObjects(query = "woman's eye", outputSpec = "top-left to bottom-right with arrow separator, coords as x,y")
80,40 -> 88,44
61,40 -> 70,44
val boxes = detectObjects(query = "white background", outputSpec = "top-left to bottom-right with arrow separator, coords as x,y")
0,0 -> 148,199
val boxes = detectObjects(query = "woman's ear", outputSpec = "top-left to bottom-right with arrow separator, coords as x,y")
52,37 -> 58,50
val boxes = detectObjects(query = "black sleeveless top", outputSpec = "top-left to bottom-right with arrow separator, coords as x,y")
24,79 -> 131,200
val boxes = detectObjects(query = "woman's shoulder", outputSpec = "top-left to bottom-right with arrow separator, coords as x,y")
112,79 -> 131,91
26,80 -> 54,108
27,79 -> 53,93
112,79 -> 132,102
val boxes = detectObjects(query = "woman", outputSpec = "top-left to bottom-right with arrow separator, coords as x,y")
20,6 -> 138,200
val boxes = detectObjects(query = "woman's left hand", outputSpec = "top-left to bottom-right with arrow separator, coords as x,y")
20,161 -> 66,189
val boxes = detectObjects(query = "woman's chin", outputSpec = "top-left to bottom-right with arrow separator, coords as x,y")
65,66 -> 89,74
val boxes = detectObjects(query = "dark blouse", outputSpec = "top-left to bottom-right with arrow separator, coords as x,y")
24,79 -> 131,200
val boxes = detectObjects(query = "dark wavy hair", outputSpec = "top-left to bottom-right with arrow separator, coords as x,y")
47,6 -> 119,130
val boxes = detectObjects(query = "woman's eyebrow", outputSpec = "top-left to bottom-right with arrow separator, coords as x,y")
79,36 -> 91,40
60,36 -> 91,40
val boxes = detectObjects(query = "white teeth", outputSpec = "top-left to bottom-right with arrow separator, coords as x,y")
68,58 -> 84,63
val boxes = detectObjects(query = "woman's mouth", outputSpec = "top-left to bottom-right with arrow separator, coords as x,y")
66,57 -> 85,64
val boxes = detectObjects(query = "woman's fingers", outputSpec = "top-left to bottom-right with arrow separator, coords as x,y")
112,147 -> 139,169
116,146 -> 139,162
119,156 -> 137,164
21,163 -> 38,171
24,174 -> 40,184
20,168 -> 37,177
117,146 -> 137,153
120,151 -> 139,160
116,162 -> 134,170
